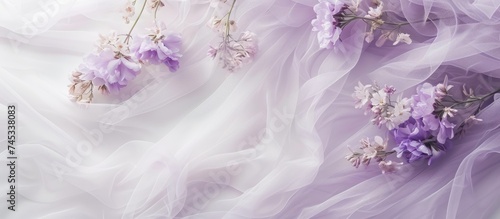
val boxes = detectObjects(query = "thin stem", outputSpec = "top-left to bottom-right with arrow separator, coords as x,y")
154,3 -> 160,21
453,87 -> 500,136
124,0 -> 148,44
343,16 -> 439,27
344,16 -> 408,26
385,150 -> 396,155
449,87 -> 500,108
225,0 -> 237,38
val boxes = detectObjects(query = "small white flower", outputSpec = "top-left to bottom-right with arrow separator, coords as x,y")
207,16 -> 223,32
372,135 -> 387,151
122,1 -> 135,24
463,84 -> 475,97
68,72 -> 94,103
393,33 -> 412,45
465,115 -> 483,124
387,96 -> 411,130
365,2 -> 384,19
213,31 -> 258,72
345,152 -> 361,168
350,0 -> 362,11
149,0 -> 164,9
375,32 -> 389,47
442,107 -> 458,119
353,81 -> 373,108
435,75 -> 453,100
365,32 -> 374,43
370,89 -> 387,107
378,160 -> 403,174
208,17 -> 237,33
363,147 -> 378,159
97,31 -> 120,52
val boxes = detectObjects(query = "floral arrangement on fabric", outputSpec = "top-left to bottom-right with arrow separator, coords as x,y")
311,0 -> 434,49
68,0 -> 182,103
346,77 -> 500,174
207,0 -> 258,72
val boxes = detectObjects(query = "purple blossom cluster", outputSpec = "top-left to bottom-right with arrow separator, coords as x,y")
348,77 -> 494,173
76,31 -> 142,95
69,1 -> 182,103
311,0 -> 346,49
207,0 -> 258,72
311,0 -> 416,49
130,24 -> 183,72
352,82 -> 411,130
208,31 -> 258,72
392,83 -> 455,164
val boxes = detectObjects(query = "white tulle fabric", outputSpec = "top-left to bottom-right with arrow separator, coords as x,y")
0,0 -> 499,218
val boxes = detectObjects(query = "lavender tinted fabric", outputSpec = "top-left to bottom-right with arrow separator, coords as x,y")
0,0 -> 499,218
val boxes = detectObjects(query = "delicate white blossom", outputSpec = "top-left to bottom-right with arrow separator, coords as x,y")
442,107 -> 458,119
371,89 -> 388,107
378,160 -> 403,174
435,76 -> 453,100
208,18 -> 237,33
68,71 -> 94,103
465,115 -> 483,124
149,0 -> 164,10
365,2 -> 383,19
210,31 -> 258,72
122,1 -> 135,24
353,82 -> 373,109
393,33 -> 412,45
386,96 -> 411,130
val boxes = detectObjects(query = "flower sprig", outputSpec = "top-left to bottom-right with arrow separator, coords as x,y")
207,0 -> 258,72
69,0 -> 182,103
346,136 -> 402,174
348,76 -> 500,173
311,0 -> 435,49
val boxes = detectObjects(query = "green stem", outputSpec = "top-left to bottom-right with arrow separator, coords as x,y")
449,87 -> 500,108
225,0 -> 237,38
344,16 -> 439,27
450,87 -> 500,136
344,16 -> 409,26
124,0 -> 148,44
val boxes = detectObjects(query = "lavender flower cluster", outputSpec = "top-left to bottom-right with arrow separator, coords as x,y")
347,77 -> 494,174
311,0 -> 415,49
207,0 -> 259,72
69,0 -> 182,103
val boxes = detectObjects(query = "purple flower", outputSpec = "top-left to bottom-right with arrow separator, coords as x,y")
393,116 -> 453,163
411,83 -> 436,119
421,114 -> 440,131
395,139 -> 432,162
130,25 -> 182,72
437,118 -> 455,144
311,0 -> 346,49
79,47 -> 141,94
392,118 -> 434,163
393,118 -> 431,142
